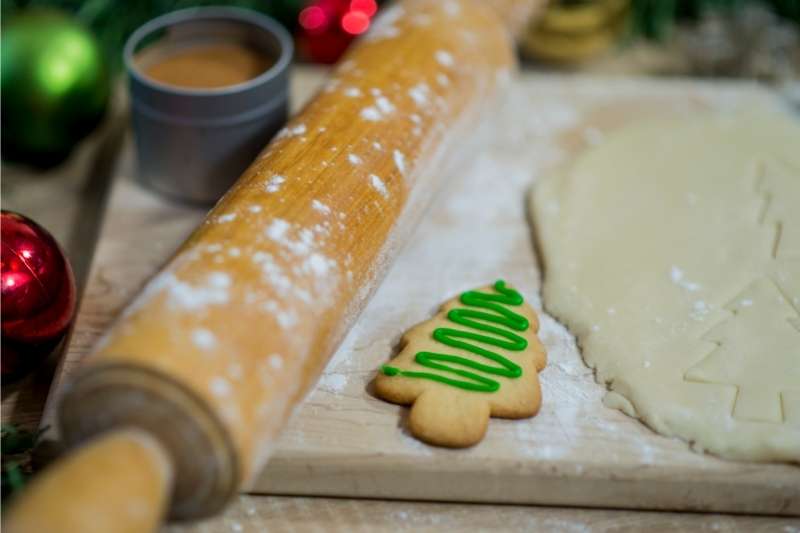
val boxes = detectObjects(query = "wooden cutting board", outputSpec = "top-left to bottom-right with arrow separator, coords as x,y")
47,70 -> 799,515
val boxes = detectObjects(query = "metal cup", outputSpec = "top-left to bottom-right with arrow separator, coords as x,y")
124,7 -> 292,204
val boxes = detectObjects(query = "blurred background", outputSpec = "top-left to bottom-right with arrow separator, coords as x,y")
1,0 -> 799,504
2,0 -> 799,168
2,0 -> 799,169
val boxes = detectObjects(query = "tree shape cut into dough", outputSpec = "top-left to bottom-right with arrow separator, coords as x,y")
757,158 -> 800,259
685,278 -> 800,423
374,281 -> 547,447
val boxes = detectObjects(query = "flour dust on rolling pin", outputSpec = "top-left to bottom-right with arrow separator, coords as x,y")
53,0 -> 528,521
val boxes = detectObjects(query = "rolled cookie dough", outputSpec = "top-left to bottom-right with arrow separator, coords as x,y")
532,111 -> 800,462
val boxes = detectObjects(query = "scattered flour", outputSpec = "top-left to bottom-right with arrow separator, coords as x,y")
191,328 -> 216,350
265,174 -> 286,193
312,199 -> 331,215
370,174 -> 389,198
691,300 -> 711,320
443,0 -> 460,16
210,377 -> 231,397
266,219 -> 290,242
166,272 -> 230,311
670,266 -> 701,292
376,96 -> 395,114
367,4 -> 404,41
360,106 -> 382,121
268,353 -> 283,370
361,96 -> 395,122
278,123 -> 306,138
435,50 -> 454,67
393,149 -> 406,176
253,253 -> 292,295
265,223 -> 314,257
317,373 -> 348,393
275,309 -> 298,329
304,253 -> 335,276
408,83 -> 430,107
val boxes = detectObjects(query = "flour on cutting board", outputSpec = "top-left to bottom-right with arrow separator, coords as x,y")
293,79 -> 609,459
282,77 -> 774,466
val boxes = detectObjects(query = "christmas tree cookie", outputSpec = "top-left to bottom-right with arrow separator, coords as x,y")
374,280 -> 547,447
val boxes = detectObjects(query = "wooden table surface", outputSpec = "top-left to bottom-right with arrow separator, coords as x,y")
3,65 -> 798,532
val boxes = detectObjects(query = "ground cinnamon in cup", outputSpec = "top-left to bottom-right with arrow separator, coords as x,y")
140,42 -> 274,89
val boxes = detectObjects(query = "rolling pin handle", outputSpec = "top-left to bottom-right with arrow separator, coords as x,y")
4,428 -> 174,533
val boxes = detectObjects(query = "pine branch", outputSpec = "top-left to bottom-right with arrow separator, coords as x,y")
1,424 -> 47,503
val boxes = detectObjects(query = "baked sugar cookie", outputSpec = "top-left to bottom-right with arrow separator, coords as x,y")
374,280 -> 547,447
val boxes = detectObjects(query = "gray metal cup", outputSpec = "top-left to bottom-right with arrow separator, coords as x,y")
124,7 -> 292,204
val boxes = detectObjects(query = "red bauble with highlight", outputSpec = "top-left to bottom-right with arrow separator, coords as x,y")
1,210 -> 76,381
299,0 -> 379,64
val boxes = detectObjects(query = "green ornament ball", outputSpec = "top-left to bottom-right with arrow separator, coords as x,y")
1,9 -> 110,167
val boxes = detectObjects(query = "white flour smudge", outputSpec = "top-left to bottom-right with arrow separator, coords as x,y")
408,82 -> 430,107
370,174 -> 389,198
265,174 -> 286,193
376,96 -> 395,114
312,199 -> 331,215
192,328 -> 216,350
393,149 -> 406,176
277,123 -> 306,138
304,253 -> 335,277
670,266 -> 701,292
210,377 -> 231,397
360,106 -> 382,121
435,50 -> 454,67
166,272 -> 230,311
317,373 -> 348,393
268,353 -> 283,370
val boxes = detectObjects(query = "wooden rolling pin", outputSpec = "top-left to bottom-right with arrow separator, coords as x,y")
6,1 -> 540,530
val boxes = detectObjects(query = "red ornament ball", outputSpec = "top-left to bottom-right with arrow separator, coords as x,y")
1,210 -> 76,381
298,0 -> 379,64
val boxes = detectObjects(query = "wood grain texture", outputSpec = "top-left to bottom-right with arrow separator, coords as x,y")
164,495 -> 799,533
49,0 -> 531,520
50,71 -> 800,517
